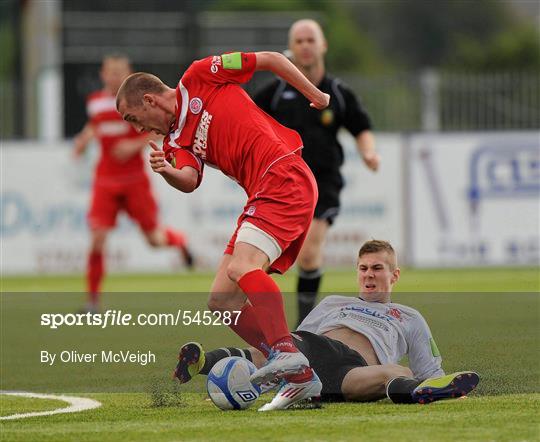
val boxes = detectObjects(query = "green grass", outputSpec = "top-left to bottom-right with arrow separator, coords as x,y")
1,268 -> 539,441
2,266 -> 539,293
1,393 -> 539,442
0,396 -> 67,416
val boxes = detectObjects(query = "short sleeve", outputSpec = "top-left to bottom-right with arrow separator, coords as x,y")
407,313 -> 444,381
339,82 -> 372,136
190,52 -> 257,86
165,148 -> 204,189
85,98 -> 92,121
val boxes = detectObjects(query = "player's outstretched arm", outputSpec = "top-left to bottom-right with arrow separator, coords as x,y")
112,134 -> 155,162
254,52 -> 330,110
73,123 -> 94,159
149,141 -> 198,193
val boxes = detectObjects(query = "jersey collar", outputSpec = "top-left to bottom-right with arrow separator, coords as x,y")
168,80 -> 189,148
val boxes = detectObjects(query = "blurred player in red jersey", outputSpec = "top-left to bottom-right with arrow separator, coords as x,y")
116,51 -> 330,410
73,54 -> 193,313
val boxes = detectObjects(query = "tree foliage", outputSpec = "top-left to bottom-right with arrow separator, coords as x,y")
212,0 -> 539,72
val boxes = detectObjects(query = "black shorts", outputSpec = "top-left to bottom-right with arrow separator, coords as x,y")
313,170 -> 343,225
292,330 -> 368,402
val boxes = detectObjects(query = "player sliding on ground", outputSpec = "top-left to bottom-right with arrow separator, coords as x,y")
174,240 -> 480,405
116,51 -> 331,410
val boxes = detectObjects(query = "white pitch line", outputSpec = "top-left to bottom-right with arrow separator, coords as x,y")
0,391 -> 102,420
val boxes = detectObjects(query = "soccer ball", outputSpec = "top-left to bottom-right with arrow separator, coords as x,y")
207,356 -> 261,410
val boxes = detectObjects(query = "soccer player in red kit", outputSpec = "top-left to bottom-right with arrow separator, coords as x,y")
116,51 -> 330,410
73,54 -> 193,313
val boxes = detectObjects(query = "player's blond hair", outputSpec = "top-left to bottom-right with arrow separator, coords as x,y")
116,72 -> 167,109
358,240 -> 398,270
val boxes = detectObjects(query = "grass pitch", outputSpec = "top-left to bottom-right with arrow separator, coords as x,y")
1,267 -> 539,441
2,393 -> 539,442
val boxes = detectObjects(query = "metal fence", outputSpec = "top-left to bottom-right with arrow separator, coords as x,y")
344,70 -> 540,132
3,69 -> 538,139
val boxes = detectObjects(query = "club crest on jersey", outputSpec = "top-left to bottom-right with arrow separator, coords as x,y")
321,109 -> 334,126
189,97 -> 203,115
387,308 -> 402,321
193,110 -> 212,159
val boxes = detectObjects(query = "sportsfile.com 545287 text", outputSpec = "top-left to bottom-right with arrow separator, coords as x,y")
40,310 -> 242,329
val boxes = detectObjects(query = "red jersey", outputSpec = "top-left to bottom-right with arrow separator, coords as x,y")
162,52 -> 303,196
86,90 -> 147,180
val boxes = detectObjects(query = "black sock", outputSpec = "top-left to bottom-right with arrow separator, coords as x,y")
297,268 -> 322,325
386,377 -> 421,404
200,347 -> 253,375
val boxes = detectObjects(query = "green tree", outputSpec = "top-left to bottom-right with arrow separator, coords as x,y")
345,0 -> 539,71
211,0 -> 390,73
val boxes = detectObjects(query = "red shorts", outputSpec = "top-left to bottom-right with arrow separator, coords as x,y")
87,175 -> 158,232
225,154 -> 318,274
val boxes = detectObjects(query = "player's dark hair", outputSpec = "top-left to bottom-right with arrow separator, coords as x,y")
116,72 -> 167,109
358,240 -> 397,269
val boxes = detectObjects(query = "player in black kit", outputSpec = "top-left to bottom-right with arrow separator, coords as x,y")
254,19 -> 380,325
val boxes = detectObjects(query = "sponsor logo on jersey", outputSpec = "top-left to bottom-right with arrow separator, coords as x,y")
338,310 -> 390,332
210,55 -> 221,74
246,206 -> 256,216
343,306 -> 395,322
189,97 -> 203,114
193,110 -> 212,159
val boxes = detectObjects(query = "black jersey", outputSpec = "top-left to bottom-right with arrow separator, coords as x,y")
254,74 -> 372,174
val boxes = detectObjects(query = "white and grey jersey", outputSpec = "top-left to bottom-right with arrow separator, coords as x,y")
296,295 -> 444,380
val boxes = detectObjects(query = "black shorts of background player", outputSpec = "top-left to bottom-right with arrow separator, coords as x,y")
254,19 -> 380,326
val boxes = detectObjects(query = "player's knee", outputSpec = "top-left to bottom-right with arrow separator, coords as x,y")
90,242 -> 105,253
90,232 -> 107,252
207,293 -> 244,313
298,245 -> 322,269
298,254 -> 318,271
226,259 -> 259,283
144,231 -> 162,247
207,297 -> 223,313
146,237 -> 160,248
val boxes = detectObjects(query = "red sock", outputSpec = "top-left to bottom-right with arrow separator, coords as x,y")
228,304 -> 270,357
164,227 -> 187,248
237,269 -> 298,353
87,251 -> 104,304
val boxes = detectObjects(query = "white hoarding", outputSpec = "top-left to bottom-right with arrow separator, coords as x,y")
408,132 -> 540,267
329,133 -> 404,267
1,135 -> 403,274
